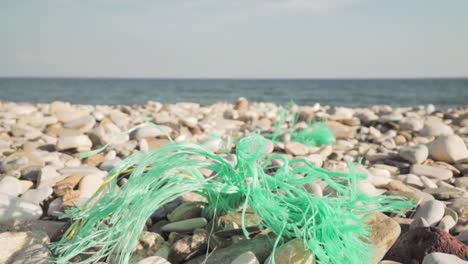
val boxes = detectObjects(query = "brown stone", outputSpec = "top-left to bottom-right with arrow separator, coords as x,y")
54,174 -> 83,196
168,229 -> 208,263
234,97 -> 249,111
384,227 -> 468,263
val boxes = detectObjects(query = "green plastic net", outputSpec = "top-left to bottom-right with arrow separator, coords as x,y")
50,125 -> 412,264
264,104 -> 335,146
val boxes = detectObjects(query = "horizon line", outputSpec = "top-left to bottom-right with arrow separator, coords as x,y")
1,75 -> 468,81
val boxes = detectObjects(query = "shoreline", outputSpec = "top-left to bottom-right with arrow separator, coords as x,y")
0,98 -> 467,263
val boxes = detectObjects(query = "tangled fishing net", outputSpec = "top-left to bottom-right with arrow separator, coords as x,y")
50,124 -> 412,264
264,104 -> 335,147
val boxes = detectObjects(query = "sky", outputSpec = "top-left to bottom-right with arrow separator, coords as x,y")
1,0 -> 468,79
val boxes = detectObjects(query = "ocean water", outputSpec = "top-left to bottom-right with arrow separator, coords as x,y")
0,78 -> 467,108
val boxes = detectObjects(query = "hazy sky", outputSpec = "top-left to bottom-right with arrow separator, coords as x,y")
1,0 -> 468,78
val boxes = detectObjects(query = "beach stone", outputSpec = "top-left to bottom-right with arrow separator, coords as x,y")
424,187 -> 466,200
453,176 -> 468,191
10,243 -> 50,264
161,217 -> 207,232
0,176 -> 22,197
396,174 -> 424,188
47,198 -> 64,217
186,234 -> 274,264
0,194 -> 43,223
168,229 -> 208,263
38,166 -> 63,188
200,138 -> 223,153
411,200 -> 445,228
137,231 -> 167,255
50,101 -> 88,122
366,212 -> 401,263
78,174 -> 105,199
421,176 -> 438,189
266,238 -> 314,264
327,121 -> 355,139
304,182 -> 322,197
235,97 -> 249,111
438,215 -> 457,232
385,227 -> 468,263
411,217 -> 431,229
0,231 -> 49,264
53,173 -> 83,196
138,256 -> 171,264
285,142 -> 309,156
421,123 -> 454,137
400,117 -> 424,131
99,158 -> 122,171
422,252 -> 467,264
399,145 -> 428,164
64,115 -> 96,133
133,126 -> 170,140
427,135 -> 468,163
0,156 -> 29,174
357,179 -> 383,197
231,251 -> 259,264
450,198 -> 468,219
356,110 -> 378,123
167,202 -> 205,222
411,164 -> 453,180
20,186 -> 53,204
56,135 -> 92,152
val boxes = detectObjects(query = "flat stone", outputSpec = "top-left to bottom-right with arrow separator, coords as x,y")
133,126 -> 171,140
78,174 -> 105,200
10,243 -> 50,264
138,256 -> 171,264
199,138 -> 223,153
231,251 -> 259,264
20,186 -> 53,204
420,123 -> 454,137
400,117 -> 424,131
421,176 -> 438,189
411,164 -> 453,180
450,198 -> 468,219
161,217 -> 207,232
53,173 -> 83,196
0,231 -> 49,264
423,187 -> 465,200
0,194 -> 43,223
0,176 -> 22,197
38,166 -> 64,188
167,202 -> 205,222
366,212 -> 402,263
266,238 -> 314,264
56,135 -> 92,152
427,135 -> 468,163
186,234 -> 275,264
285,142 -> 309,156
64,115 -> 96,133
399,145 -> 429,164
396,174 -> 424,188
437,215 -> 457,232
410,200 -> 445,228
422,252 -> 467,264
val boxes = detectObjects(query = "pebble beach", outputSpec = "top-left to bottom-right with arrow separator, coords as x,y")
0,98 -> 467,264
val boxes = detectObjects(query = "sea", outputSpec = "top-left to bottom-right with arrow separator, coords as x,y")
0,78 -> 467,108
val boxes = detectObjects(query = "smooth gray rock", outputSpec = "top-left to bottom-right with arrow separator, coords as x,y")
0,176 -> 22,197
56,135 -> 93,152
422,252 -> 467,264
427,135 -> 468,163
0,231 -> 49,263
410,200 -> 445,228
420,123 -> 454,137
410,164 -> 453,180
0,194 -> 43,223
138,256 -> 171,264
399,145 -> 428,164
20,186 -> 53,204
231,251 -> 259,264
161,218 -> 207,232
